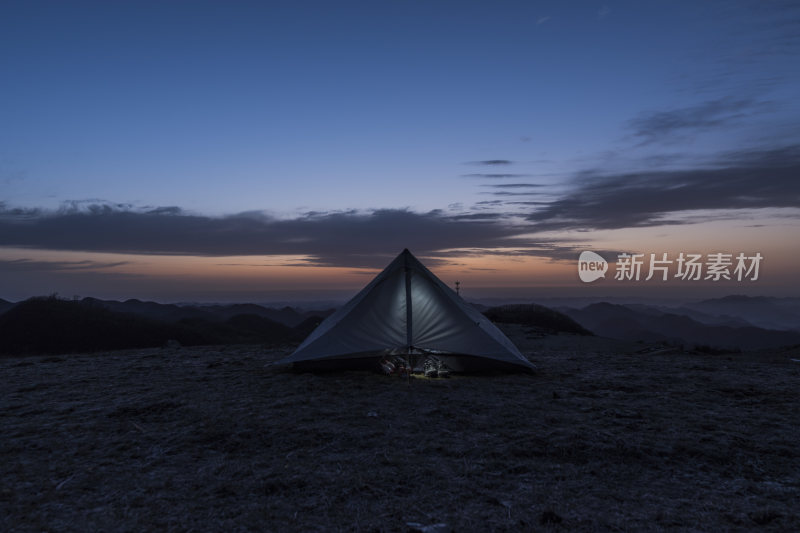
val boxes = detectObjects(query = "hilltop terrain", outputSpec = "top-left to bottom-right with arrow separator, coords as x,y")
2,327 -> 798,531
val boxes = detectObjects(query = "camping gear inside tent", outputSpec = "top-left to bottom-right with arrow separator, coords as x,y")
277,249 -> 534,372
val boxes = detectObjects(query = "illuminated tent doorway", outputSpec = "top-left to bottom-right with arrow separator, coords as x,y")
277,249 -> 534,372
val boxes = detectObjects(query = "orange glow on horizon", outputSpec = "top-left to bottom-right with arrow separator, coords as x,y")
1,211 -> 797,303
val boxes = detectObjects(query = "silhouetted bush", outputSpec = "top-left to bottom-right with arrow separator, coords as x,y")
693,344 -> 742,355
178,314 -> 301,345
0,296 -> 189,354
293,315 -> 325,339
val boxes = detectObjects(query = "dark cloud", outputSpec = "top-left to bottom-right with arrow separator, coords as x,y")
445,213 -> 507,221
480,183 -> 545,189
628,98 -> 772,145
4,145 -> 797,272
58,199 -> 136,214
0,203 -> 42,219
526,144 -> 800,231
466,160 -> 514,165
0,206 -> 538,268
430,243 -> 616,263
0,259 -> 131,272
146,206 -> 183,216
483,191 -> 549,197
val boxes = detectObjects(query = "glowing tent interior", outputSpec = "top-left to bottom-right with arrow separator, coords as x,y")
277,249 -> 534,372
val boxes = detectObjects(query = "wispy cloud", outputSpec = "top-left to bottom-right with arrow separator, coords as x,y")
0,259 -> 131,272
445,213 -> 508,221
627,98 -> 772,145
58,199 -> 136,214
462,173 -> 531,179
525,144 -> 800,230
480,183 -> 546,189
466,160 -> 514,166
484,191 -> 550,197
0,203 -> 42,220
431,244 -> 621,263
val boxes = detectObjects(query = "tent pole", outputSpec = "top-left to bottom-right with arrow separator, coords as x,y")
404,251 -> 413,373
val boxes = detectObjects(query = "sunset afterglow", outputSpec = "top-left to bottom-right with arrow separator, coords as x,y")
1,1 -> 798,303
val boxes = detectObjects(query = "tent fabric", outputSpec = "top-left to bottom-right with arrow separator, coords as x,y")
277,249 -> 534,371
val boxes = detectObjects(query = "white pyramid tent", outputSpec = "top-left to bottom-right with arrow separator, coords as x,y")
278,249 -> 534,372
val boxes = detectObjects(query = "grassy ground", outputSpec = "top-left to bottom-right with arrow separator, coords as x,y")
2,328 -> 799,531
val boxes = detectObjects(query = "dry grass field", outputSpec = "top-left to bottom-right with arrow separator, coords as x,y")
2,326 -> 799,531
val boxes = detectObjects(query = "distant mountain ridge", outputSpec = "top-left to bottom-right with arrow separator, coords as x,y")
31,297 -> 336,327
684,295 -> 800,331
2,294 -> 798,355
0,296 -> 328,356
562,301 -> 800,351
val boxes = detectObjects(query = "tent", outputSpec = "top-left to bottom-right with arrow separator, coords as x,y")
277,249 -> 534,372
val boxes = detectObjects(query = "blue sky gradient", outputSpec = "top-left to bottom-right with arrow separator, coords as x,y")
1,1 -> 798,301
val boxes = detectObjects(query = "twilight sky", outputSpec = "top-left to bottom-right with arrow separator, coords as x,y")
1,1 -> 799,302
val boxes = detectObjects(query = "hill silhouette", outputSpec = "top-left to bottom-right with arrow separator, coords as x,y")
78,297 -> 333,326
686,295 -> 800,331
563,302 -> 800,350
80,297 -> 211,323
0,297 -> 319,355
0,298 -> 14,315
482,303 -> 593,335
